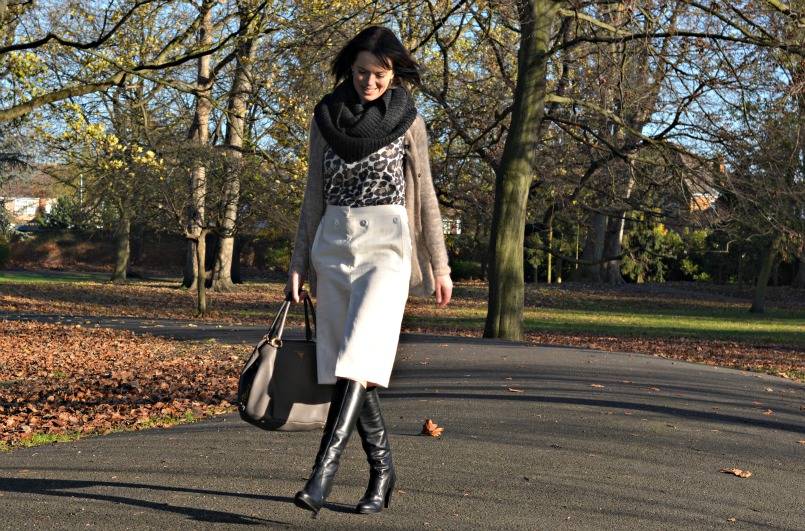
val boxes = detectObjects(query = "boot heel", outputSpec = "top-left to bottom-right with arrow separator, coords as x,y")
384,474 -> 395,508
384,488 -> 393,509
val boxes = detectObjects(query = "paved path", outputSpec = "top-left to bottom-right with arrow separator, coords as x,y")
1,315 -> 804,530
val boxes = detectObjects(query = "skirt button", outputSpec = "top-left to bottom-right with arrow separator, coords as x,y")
360,220 -> 368,227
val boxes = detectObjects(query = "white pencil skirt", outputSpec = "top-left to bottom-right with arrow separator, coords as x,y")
311,204 -> 412,388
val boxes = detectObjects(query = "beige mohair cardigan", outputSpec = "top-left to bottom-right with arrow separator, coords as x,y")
288,114 -> 451,297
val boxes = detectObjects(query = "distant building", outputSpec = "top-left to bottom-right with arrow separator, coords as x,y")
678,153 -> 722,213
1,170 -> 60,229
442,218 -> 462,235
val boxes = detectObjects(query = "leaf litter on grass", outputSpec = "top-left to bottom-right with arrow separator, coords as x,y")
0,320 -> 239,448
1,278 -> 802,448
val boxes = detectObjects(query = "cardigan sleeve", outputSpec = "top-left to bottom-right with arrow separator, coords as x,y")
288,120 -> 326,283
410,117 -> 451,278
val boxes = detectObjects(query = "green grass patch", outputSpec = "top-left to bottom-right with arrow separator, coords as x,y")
0,271 -> 112,283
522,306 -> 804,345
0,431 -> 84,451
136,410 -> 200,429
403,285 -> 805,347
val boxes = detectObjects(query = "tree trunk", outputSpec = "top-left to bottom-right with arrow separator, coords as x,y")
183,242 -> 198,288
111,212 -> 130,284
571,210 -> 606,282
793,251 -> 805,289
183,2 -> 213,290
601,213 -> 626,284
210,7 -> 257,292
484,0 -> 563,340
602,166 -> 634,284
475,218 -> 489,280
196,231 -> 207,315
231,235 -> 245,284
211,230 -> 237,291
749,236 -> 780,313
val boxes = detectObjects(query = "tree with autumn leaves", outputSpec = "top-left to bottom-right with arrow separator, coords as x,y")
2,0 -> 803,332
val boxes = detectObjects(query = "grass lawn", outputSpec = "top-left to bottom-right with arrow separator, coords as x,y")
0,270 -> 113,283
1,271 -> 803,379
403,282 -> 804,347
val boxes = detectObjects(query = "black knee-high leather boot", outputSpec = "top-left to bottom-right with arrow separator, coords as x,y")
355,386 -> 396,514
295,379 -> 366,516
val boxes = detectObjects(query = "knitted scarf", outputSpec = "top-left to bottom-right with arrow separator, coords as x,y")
314,80 -> 417,163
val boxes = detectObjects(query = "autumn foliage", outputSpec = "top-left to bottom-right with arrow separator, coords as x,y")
1,321 -> 239,448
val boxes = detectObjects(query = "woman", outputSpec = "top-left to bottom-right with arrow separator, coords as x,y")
285,26 -> 452,516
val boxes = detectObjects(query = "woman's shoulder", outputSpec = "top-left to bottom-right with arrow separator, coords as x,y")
406,114 -> 427,144
309,118 -> 325,149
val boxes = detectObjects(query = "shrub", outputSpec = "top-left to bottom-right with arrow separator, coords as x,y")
450,259 -> 483,281
264,241 -> 293,272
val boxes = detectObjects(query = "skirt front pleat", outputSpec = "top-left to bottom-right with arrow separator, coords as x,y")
311,204 -> 412,388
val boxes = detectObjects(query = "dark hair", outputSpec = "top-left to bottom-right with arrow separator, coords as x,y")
331,26 -> 421,87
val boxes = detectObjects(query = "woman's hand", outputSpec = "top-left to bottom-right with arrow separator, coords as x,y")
284,272 -> 307,303
434,274 -> 453,308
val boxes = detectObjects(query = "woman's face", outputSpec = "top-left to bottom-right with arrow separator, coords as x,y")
352,51 -> 394,104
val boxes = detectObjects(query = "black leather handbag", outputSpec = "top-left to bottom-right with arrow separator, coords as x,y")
237,294 -> 333,431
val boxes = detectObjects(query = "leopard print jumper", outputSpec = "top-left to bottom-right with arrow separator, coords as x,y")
323,135 -> 405,207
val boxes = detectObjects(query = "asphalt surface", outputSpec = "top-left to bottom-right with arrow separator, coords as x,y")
1,315 -> 804,530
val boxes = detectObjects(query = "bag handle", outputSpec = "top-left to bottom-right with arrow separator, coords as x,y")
266,293 -> 315,346
303,295 -> 316,341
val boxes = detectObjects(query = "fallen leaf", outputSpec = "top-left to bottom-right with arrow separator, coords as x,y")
797,440 -> 805,444
590,384 -> 605,388
720,468 -> 752,478
420,418 -> 444,437
641,387 -> 661,392
727,517 -> 737,523
508,388 -> 524,393
762,409 -> 773,415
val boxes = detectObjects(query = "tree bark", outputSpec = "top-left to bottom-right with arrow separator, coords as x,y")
196,231 -> 208,314
571,211 -> 606,283
111,211 -> 130,284
182,3 -> 213,294
601,163 -> 634,284
484,0 -> 563,340
749,236 -> 781,313
211,15 -> 257,292
601,213 -> 626,284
